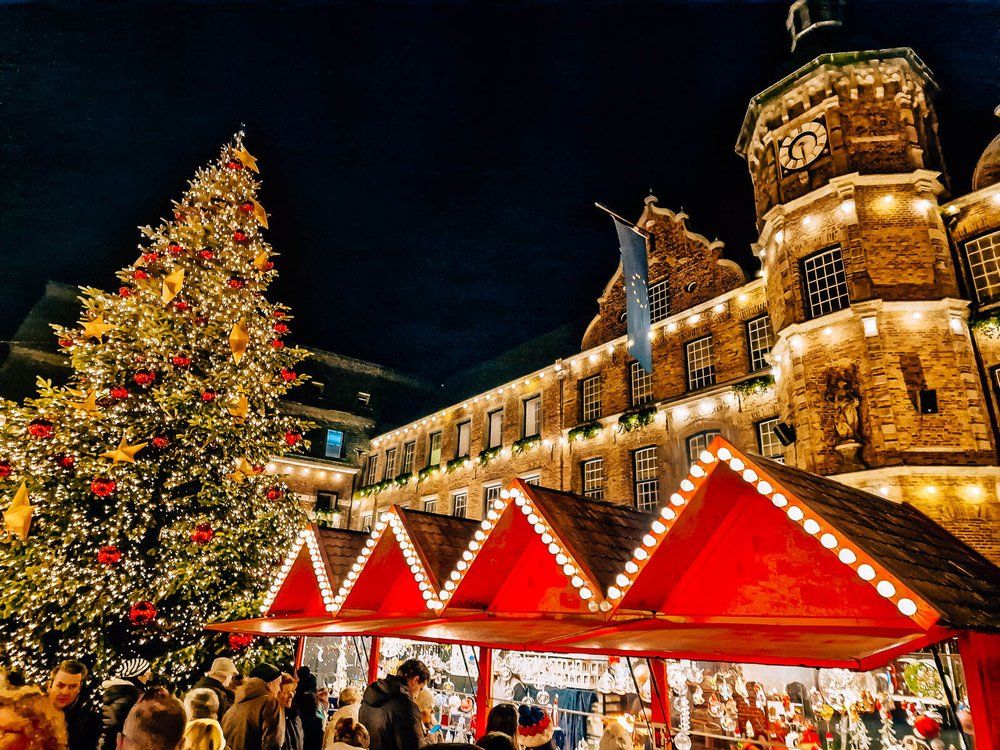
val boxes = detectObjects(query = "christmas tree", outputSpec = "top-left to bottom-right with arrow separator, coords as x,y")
0,134 -> 310,681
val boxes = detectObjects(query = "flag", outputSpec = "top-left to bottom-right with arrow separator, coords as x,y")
614,217 -> 653,373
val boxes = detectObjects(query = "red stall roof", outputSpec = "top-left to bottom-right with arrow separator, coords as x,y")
212,438 -> 1000,669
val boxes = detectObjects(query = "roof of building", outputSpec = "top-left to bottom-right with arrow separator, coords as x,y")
316,527 -> 370,583
398,507 -> 480,586
972,108 -> 1000,192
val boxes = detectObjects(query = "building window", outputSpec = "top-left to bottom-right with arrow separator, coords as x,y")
316,490 -> 339,513
483,483 -> 502,515
630,361 -> 654,406
456,421 -> 471,458
487,409 -> 504,449
581,458 -> 605,501
746,315 -> 775,372
360,512 -> 373,531
522,474 -> 541,486
686,336 -> 716,391
523,395 -> 541,438
451,491 -> 468,518
384,447 -> 397,480
756,418 -> 785,462
580,375 -> 602,422
966,231 -> 1000,305
363,455 -> 379,486
422,495 -> 438,514
401,441 -> 415,475
802,246 -> 850,319
324,429 -> 345,459
686,430 -> 721,463
428,432 -> 442,466
633,446 -> 659,512
649,279 -> 670,324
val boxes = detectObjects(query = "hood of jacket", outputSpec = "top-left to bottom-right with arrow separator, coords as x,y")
235,677 -> 272,703
362,676 -> 408,708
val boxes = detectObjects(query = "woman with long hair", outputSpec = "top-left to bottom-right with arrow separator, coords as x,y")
183,718 -> 226,750
0,685 -> 68,750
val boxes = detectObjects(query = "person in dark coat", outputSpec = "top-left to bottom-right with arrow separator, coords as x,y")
47,659 -> 99,750
279,673 -> 304,750
358,659 -> 429,750
193,657 -> 239,721
99,658 -> 151,750
221,662 -> 285,750
294,667 -> 328,750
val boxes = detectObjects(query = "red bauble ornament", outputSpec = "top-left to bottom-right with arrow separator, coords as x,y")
118,286 -> 132,298
172,300 -> 189,311
151,436 -> 170,449
190,523 -> 215,545
132,269 -> 149,281
273,310 -> 285,318
171,355 -> 191,368
201,390 -> 216,403
133,371 -> 156,387
27,419 -> 54,439
228,633 -> 254,651
262,261 -> 274,271
128,601 -> 157,627
98,545 -> 122,566
271,339 -> 284,349
110,386 -> 130,400
226,160 -> 243,170
0,461 -> 11,479
914,715 -> 942,741
194,316 -> 209,326
233,230 -> 248,243
265,486 -> 283,501
239,201 -> 254,213
228,278 -> 244,289
90,477 -> 117,498
800,729 -> 821,748
55,454 -> 75,469
141,252 -> 159,264
199,249 -> 215,260
167,242 -> 184,255
58,337 -> 73,348
284,431 -> 302,447
273,323 -> 289,334
280,369 -> 297,382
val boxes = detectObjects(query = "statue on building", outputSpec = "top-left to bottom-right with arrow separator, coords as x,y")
824,365 -> 865,469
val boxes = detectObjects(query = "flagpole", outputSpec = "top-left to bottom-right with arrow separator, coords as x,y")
594,202 -> 648,237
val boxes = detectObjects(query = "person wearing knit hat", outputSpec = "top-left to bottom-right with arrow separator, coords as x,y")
220,663 -> 284,750
517,705 -> 555,750
193,658 -> 240,721
98,658 -> 152,750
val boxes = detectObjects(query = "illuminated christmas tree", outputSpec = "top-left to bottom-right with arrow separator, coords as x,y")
0,135 -> 309,680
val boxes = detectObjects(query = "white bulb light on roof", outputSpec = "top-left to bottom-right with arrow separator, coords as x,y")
440,590 -> 451,600
457,560 -> 468,571
771,493 -> 788,507
838,548 -> 857,564
616,573 -> 630,588
857,564 -> 876,581
757,481 -> 772,495
463,551 -> 473,562
450,571 -> 461,582
562,563 -> 575,576
634,548 -> 649,561
571,575 -> 584,588
556,553 -> 568,565
474,530 -> 487,542
651,520 -> 666,534
690,465 -> 705,478
742,469 -> 758,483
787,506 -> 804,522
527,513 -> 539,524
730,458 -> 745,472
876,580 -> 896,598
897,598 -> 917,616
493,499 -> 505,510
820,533 -> 838,549
444,580 -> 455,591
541,532 -> 553,544
700,450 -> 715,464
670,493 -> 685,506
661,507 -> 676,520
500,489 -> 510,500
643,534 -> 656,548
469,541 -> 480,551
803,519 -> 820,535
680,479 -> 695,492
548,542 -> 560,555
580,587 -> 593,600
608,586 -> 622,599
625,561 -> 639,574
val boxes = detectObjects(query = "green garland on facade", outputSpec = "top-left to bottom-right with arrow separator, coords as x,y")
417,463 -> 440,482
617,406 -> 658,434
445,456 -> 468,473
314,509 -> 341,529
732,373 -> 775,398
477,447 -> 502,466
512,435 -> 542,455
568,422 -> 603,442
394,472 -> 412,487
970,311 -> 1000,339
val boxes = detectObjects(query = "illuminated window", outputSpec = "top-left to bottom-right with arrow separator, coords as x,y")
686,336 -> 716,391
422,495 -> 437,514
451,491 -> 468,518
523,395 -> 542,438
756,418 -> 785,462
746,315 -> 775,372
483,483 -> 502,515
487,409 -> 504,449
633,446 -> 659,512
324,429 -> 345,459
363,455 -> 379,485
383,447 -> 397,480
360,512 -> 373,531
522,474 -> 541,486
649,279 -> 670,324
630,361 -> 653,406
401,441 -> 415,475
581,375 -> 602,421
456,421 -> 471,458
316,491 -> 339,513
966,230 -> 1000,305
686,431 -> 721,463
802,246 -> 850,318
428,432 -> 442,466
582,458 -> 605,501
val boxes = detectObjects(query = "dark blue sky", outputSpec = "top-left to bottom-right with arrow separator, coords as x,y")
1,1 -> 998,378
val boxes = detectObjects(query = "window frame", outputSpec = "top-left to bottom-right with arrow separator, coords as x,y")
487,409 -> 504,449
455,420 -> 472,459
451,490 -> 468,518
648,279 -> 670,324
315,490 -> 339,513
629,360 -> 654,406
482,482 -> 502,516
363,454 -> 379,486
427,431 -> 442,467
685,335 -> 716,391
632,446 -> 659,512
522,394 -> 542,438
965,229 -> 1000,306
755,416 -> 785,462
401,441 -> 416,475
383,447 -> 397,480
745,314 -> 775,373
421,495 -> 438,514
801,244 -> 851,320
580,374 -> 603,422
521,473 -> 542,486
581,457 -> 605,501
360,512 -> 374,532
324,429 -> 345,459
686,430 -> 722,463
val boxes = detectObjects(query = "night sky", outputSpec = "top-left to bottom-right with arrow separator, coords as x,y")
1,1 -> 998,379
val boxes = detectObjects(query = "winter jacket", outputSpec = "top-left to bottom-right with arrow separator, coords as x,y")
283,705 -> 305,750
358,676 -> 424,750
99,677 -> 143,750
294,693 -> 325,750
193,674 -> 236,720
62,697 -> 100,750
221,677 -> 285,750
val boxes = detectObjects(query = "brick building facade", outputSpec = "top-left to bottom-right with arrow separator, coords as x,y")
349,4 -> 1000,563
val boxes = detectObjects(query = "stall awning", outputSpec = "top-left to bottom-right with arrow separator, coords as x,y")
212,438 -> 1000,669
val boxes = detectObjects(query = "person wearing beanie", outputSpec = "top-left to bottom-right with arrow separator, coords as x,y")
193,658 -> 239,721
221,662 -> 284,750
516,706 -> 555,750
98,657 -> 152,750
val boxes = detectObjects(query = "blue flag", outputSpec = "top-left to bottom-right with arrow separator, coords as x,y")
614,217 -> 653,373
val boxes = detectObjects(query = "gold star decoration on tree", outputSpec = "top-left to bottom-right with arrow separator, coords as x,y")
100,436 -> 148,464
68,390 -> 99,413
235,146 -> 259,173
228,392 -> 249,422
250,199 -> 268,229
229,319 -> 249,364
161,269 -> 185,305
81,316 -> 112,341
228,458 -> 263,482
253,251 -> 271,272
3,483 -> 33,541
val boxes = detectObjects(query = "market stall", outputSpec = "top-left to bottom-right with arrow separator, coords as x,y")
209,438 -> 1000,750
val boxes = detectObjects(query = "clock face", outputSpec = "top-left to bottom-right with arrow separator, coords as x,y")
778,120 -> 828,171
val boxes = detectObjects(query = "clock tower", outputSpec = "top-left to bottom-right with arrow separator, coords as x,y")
735,5 -> 996,496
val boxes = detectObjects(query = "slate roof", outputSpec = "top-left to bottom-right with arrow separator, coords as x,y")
315,527 -> 369,584
399,508 -> 479,587
526,484 -> 652,594
748,451 -> 1000,631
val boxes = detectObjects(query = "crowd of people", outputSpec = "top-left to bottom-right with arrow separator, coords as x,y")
0,657 -> 555,750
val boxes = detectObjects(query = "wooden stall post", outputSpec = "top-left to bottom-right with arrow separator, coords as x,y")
475,647 -> 494,737
367,636 -> 382,685
294,636 -> 306,670
958,631 -> 1000,750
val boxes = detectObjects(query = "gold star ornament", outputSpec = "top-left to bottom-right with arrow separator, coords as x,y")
81,316 -> 112,341
228,458 -> 263,482
254,251 -> 271,272
250,199 -> 268,229
100,436 -> 148,464
161,268 -> 185,305
235,146 -> 259,173
69,390 -> 99,413
3,483 -> 33,541
228,392 -> 249,422
229,319 -> 250,364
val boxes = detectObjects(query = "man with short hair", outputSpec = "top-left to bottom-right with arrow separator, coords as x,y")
115,687 -> 186,750
48,659 -> 100,750
221,662 -> 284,750
359,659 -> 430,750
192,657 -> 239,720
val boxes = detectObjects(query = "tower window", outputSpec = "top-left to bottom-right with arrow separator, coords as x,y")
633,446 -> 659,512
746,315 -> 775,372
581,375 -> 602,422
384,447 -> 397,480
966,230 -> 1000,305
581,458 -> 605,501
649,280 -> 670,324
685,336 -> 716,391
686,430 -> 721,463
802,246 -> 850,319
324,429 -> 345,459
630,361 -> 654,406
756,418 -> 785,463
